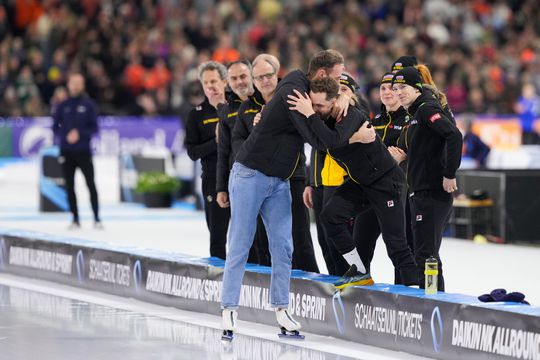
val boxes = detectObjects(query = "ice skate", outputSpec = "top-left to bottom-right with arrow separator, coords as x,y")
276,308 -> 304,340
334,264 -> 374,290
221,309 -> 237,342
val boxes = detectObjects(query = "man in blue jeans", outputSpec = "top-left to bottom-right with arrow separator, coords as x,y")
220,50 -> 360,340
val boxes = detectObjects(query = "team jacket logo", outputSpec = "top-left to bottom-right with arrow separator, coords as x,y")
387,200 -> 394,207
416,214 -> 423,221
430,113 -> 442,122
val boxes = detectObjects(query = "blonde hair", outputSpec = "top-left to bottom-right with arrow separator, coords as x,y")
416,64 -> 448,108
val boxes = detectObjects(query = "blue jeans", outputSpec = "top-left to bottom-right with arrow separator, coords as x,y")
221,162 -> 293,309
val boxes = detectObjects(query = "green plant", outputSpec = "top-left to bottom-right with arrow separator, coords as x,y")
135,172 -> 181,194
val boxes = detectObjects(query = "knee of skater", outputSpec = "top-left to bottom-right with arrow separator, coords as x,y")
269,246 -> 292,263
320,208 -> 338,225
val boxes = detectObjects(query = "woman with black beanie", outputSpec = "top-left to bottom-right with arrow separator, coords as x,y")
352,72 -> 413,280
388,67 -> 462,291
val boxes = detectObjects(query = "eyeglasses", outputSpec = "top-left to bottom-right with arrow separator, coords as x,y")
253,72 -> 275,82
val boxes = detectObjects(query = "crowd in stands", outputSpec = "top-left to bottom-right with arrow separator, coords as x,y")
1,0 -> 540,121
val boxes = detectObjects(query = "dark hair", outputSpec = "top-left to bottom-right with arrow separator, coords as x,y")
226,59 -> 252,71
307,49 -> 344,79
310,77 -> 339,101
197,61 -> 227,81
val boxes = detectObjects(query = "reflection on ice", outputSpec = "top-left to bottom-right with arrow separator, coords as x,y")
0,284 -> 353,360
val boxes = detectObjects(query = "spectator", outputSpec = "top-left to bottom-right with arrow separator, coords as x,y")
515,83 -> 540,144
52,73 -> 102,229
0,0 -> 540,123
461,115 -> 491,168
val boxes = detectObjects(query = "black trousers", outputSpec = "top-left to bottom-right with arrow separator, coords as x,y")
410,189 -> 453,291
202,177 -> 230,260
320,167 -> 417,285
354,189 -> 414,280
290,179 -> 319,273
60,150 -> 100,223
312,186 -> 350,276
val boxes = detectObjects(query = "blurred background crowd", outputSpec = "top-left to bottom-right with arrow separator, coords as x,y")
1,0 -> 540,122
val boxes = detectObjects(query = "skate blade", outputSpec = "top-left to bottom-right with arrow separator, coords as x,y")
278,329 -> 305,340
335,278 -> 375,290
221,330 -> 234,342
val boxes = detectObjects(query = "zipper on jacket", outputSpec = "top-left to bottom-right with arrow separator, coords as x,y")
381,112 -> 392,142
314,151 -> 318,187
286,152 -> 301,180
327,151 -> 360,184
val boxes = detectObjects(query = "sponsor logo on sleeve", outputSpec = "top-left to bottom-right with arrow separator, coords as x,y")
430,113 -> 442,122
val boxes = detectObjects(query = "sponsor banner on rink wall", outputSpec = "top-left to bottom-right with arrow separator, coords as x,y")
3,116 -> 184,157
0,230 -> 539,360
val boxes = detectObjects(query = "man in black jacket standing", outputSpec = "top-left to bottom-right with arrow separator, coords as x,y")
221,50 -> 350,339
53,73 -> 101,229
185,61 -> 230,260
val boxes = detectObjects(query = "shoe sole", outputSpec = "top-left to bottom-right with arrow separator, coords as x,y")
334,278 -> 375,290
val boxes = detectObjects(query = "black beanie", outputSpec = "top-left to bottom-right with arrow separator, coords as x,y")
392,67 -> 423,92
339,73 -> 358,93
391,56 -> 418,72
380,71 -> 394,84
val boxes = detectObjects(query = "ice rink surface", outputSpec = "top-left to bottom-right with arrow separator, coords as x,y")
0,156 -> 539,359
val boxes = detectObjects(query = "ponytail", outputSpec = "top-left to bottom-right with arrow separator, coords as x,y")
415,64 -> 448,108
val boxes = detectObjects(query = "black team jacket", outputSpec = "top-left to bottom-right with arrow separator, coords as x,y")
232,89 -> 307,181
399,91 -> 462,192
303,107 -> 398,186
372,106 -> 408,147
236,69 -> 381,181
308,97 -> 370,187
216,91 -> 244,192
184,98 -> 218,178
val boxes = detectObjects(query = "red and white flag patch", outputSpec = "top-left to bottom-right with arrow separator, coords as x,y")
416,214 -> 423,221
430,113 -> 442,122
387,200 -> 394,207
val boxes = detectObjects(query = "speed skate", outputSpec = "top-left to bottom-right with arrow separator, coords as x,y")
276,308 -> 305,340
221,309 -> 237,343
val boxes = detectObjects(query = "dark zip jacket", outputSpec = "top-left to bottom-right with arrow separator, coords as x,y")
303,107 -> 397,186
235,70 -> 316,179
372,106 -> 408,147
216,91 -> 244,192
233,88 -> 307,181
52,95 -> 98,153
308,96 -> 370,187
184,98 -> 219,178
401,91 -> 462,192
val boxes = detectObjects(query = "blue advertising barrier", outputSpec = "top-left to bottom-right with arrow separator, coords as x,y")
0,229 -> 538,360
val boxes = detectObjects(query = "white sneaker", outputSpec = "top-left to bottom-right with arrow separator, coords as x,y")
222,309 -> 238,332
275,308 -> 301,331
